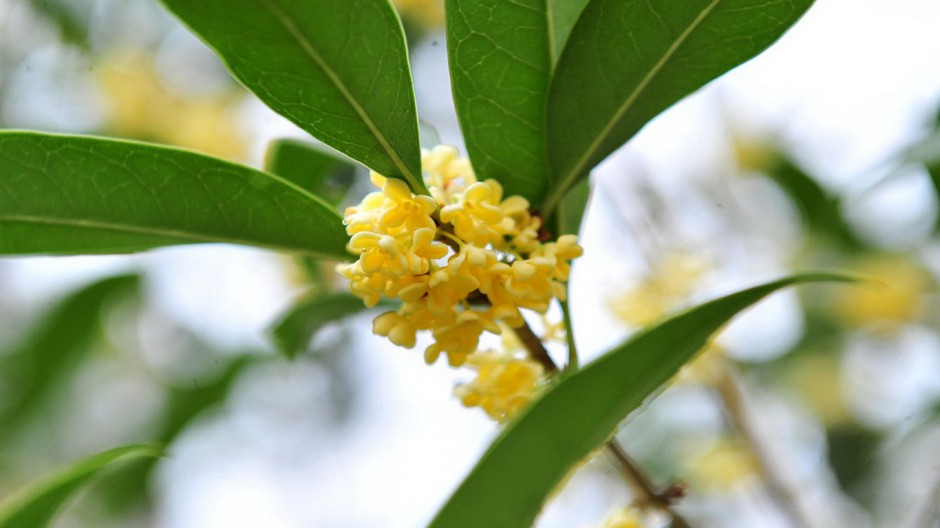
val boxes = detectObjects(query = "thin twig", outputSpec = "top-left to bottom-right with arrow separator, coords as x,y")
714,360 -> 815,528
604,441 -> 693,528
510,321 -> 694,528
512,318 -> 557,373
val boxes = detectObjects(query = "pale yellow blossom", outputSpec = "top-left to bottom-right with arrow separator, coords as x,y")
339,146 -> 582,367
455,350 -> 544,421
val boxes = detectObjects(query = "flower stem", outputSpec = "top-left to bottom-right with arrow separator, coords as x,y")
559,296 -> 579,370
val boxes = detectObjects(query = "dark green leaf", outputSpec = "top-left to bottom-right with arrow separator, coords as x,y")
542,0 -> 814,215
0,274 -> 140,437
826,424 -> 882,505
0,132 -> 348,259
0,445 -> 161,528
271,292 -> 384,359
159,0 -> 427,194
445,0 -> 551,202
264,139 -> 356,207
430,273 -> 853,528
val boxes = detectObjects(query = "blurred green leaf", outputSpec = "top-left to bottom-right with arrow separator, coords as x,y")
0,132 -> 348,259
159,0 -> 427,194
264,139 -> 356,208
826,424 -> 882,505
26,0 -> 89,47
445,0 -> 552,202
0,273 -> 140,436
100,355 -> 254,512
430,273 -> 853,528
764,157 -> 861,249
271,292 -> 386,359
0,445 -> 161,528
542,0 -> 814,215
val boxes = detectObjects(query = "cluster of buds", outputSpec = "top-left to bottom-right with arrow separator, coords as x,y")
337,145 -> 582,368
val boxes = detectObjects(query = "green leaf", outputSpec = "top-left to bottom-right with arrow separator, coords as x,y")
445,0 -> 552,202
0,445 -> 162,528
0,274 -> 140,438
554,176 -> 591,236
264,139 -> 356,207
26,0 -> 89,47
430,273 -> 853,528
159,0 -> 427,194
0,131 -> 348,259
542,0 -> 814,215
762,156 -> 861,249
271,292 -> 385,359
548,0 -> 590,63
101,355 -> 253,512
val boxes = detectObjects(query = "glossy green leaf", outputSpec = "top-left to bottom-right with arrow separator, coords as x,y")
264,139 -> 356,207
159,0 -> 427,194
0,132 -> 348,259
445,0 -> 552,202
0,445 -> 161,528
271,292 -> 384,359
542,0 -> 814,215
430,273 -> 852,528
0,274 -> 139,438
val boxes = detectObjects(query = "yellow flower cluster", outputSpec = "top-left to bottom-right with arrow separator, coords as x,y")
455,345 -> 545,422
338,146 -> 582,367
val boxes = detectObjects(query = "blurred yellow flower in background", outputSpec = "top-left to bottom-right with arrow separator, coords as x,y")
608,251 -> 707,328
783,353 -> 851,426
392,0 -> 446,29
684,438 -> 759,492
96,52 -> 247,161
833,254 -> 933,332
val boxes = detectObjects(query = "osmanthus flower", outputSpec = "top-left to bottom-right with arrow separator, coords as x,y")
337,145 -> 583,368
454,348 -> 545,422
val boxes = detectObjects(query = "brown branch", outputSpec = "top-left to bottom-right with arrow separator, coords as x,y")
510,321 -> 694,528
512,318 -> 558,373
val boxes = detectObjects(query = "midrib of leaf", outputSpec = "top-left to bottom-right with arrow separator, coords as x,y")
543,0 -> 721,215
258,0 -> 425,194
0,215 -> 339,257
545,0 -> 557,66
